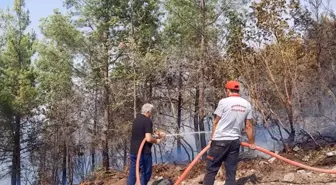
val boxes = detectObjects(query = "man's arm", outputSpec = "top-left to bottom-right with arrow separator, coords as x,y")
245,119 -> 256,148
211,100 -> 224,142
144,120 -> 161,144
210,115 -> 220,140
145,133 -> 160,144
245,103 -> 256,149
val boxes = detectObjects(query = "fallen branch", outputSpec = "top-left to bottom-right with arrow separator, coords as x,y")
300,129 -> 321,148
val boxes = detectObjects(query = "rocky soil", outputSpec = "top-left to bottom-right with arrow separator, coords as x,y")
80,144 -> 336,185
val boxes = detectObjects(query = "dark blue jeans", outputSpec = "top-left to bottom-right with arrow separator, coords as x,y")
127,153 -> 152,185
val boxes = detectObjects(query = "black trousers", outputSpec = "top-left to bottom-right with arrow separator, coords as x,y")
203,139 -> 240,185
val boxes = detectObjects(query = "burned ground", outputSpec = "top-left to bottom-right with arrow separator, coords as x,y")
80,143 -> 336,185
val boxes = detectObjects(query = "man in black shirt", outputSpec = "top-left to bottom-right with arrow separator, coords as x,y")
127,103 -> 165,185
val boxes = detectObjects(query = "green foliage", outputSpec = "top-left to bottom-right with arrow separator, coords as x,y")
36,41 -> 73,103
163,0 -> 219,48
0,0 -> 37,116
36,11 -> 79,100
163,0 -> 202,47
0,1 -> 38,183
130,0 -> 162,54
40,10 -> 83,50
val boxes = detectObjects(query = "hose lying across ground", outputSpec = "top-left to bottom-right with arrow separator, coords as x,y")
136,139 -> 336,185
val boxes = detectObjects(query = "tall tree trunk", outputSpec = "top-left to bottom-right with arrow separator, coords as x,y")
52,126 -> 59,185
102,32 -> 110,171
92,83 -> 98,171
133,68 -> 137,118
194,88 -> 201,152
52,167 -> 57,185
11,115 -> 21,185
91,145 -> 95,171
68,149 -> 73,185
62,141 -> 67,185
133,63 -> 136,118
285,104 -> 295,151
199,0 -> 207,158
103,83 -> 110,171
11,131 -> 16,185
286,104 -> 295,140
123,140 -> 127,170
177,71 -> 183,157
284,80 -> 295,150
37,145 -> 46,185
131,0 -> 137,118
15,116 -> 21,185
102,137 -> 109,171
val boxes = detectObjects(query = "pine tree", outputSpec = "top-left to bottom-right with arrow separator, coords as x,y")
64,0 -> 129,170
35,10 -> 81,184
0,0 -> 37,184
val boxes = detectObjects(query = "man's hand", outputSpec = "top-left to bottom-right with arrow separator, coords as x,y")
208,140 -> 212,146
249,143 -> 256,150
158,131 -> 166,139
146,133 -> 160,144
154,129 -> 166,139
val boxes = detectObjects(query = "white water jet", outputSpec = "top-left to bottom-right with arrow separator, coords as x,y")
165,131 -> 211,137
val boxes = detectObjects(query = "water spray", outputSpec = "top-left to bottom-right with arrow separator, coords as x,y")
164,131 -> 210,137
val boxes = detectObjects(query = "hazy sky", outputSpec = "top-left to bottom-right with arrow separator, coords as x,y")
0,0 -> 65,37
0,0 -> 336,37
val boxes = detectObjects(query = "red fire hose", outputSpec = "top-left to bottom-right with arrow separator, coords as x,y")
173,144 -> 211,185
135,139 -> 336,185
136,139 -> 147,185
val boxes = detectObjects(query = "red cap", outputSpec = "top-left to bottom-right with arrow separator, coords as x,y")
225,80 -> 240,90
